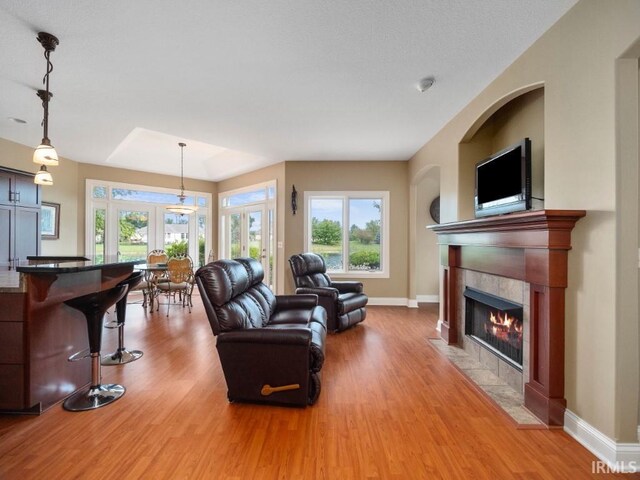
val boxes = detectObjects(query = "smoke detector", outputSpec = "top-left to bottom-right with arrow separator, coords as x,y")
417,76 -> 435,93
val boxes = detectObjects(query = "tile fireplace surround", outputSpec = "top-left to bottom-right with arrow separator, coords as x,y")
429,209 -> 585,426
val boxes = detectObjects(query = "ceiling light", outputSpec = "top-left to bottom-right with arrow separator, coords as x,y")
33,32 -> 60,181
167,142 -> 197,215
417,76 -> 435,93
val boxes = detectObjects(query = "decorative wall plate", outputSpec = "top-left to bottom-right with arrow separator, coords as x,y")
429,196 -> 440,224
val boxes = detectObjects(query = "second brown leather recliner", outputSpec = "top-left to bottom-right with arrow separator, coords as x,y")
289,252 -> 367,333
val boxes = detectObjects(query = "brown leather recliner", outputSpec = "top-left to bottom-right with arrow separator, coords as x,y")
195,257 -> 327,407
289,253 -> 367,333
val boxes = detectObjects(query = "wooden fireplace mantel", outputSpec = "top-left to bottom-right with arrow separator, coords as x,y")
428,209 -> 585,426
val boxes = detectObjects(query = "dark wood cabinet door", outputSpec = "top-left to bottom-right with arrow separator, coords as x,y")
13,175 -> 39,207
0,171 -> 12,206
0,206 -> 11,266
14,207 -> 40,262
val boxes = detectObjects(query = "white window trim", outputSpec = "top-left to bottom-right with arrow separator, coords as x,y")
219,180 -> 277,209
304,191 -> 390,279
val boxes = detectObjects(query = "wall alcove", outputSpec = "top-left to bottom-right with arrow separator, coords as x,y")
457,86 -> 545,220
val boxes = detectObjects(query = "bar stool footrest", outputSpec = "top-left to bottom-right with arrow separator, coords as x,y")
101,349 -> 143,365
68,348 -> 91,362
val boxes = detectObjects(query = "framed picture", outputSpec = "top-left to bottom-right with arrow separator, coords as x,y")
41,202 -> 60,240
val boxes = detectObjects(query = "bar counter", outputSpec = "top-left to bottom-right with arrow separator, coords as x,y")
0,256 -> 143,414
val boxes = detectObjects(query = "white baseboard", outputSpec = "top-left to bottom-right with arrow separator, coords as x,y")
416,294 -> 439,303
564,410 -> 640,473
368,297 -> 413,307
436,319 -> 442,332
367,297 -> 438,308
368,297 -> 411,307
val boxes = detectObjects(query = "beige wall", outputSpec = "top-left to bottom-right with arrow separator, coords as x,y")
284,161 -> 409,297
215,160 -> 411,298
0,137 -> 79,255
217,162 -> 286,293
415,167 -> 439,297
491,88 -> 544,205
409,0 -> 640,441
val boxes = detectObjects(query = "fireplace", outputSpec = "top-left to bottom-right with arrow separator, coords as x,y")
430,210 -> 586,426
464,287 -> 523,368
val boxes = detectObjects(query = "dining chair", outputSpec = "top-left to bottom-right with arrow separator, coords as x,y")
155,256 -> 193,316
132,249 -> 168,311
170,254 -> 197,307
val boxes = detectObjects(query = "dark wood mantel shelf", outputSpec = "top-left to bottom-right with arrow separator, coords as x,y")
428,209 -> 586,426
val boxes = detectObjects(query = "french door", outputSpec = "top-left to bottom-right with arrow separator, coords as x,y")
219,181 -> 276,290
94,204 -> 199,263
222,205 -> 274,289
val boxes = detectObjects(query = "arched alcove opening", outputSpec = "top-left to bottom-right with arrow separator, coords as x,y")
457,85 -> 545,220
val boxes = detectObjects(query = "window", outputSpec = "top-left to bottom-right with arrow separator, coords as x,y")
85,180 -> 212,267
305,191 -> 390,277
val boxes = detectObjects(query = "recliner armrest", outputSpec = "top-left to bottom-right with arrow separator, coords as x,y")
296,286 -> 339,300
330,281 -> 363,294
275,294 -> 319,311
217,328 -> 311,346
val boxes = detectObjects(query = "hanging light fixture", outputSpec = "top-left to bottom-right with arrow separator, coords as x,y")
33,32 -> 59,185
34,165 -> 53,186
167,142 -> 197,215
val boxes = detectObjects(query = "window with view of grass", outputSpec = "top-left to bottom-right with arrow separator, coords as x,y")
305,192 -> 389,277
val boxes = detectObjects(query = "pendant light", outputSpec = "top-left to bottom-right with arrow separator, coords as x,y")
167,142 -> 197,215
33,32 -> 59,185
34,165 -> 53,185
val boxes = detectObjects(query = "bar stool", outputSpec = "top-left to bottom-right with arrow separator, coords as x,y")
63,284 -> 128,411
102,271 -> 144,365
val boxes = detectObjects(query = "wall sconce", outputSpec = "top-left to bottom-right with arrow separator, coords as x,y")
33,32 -> 60,186
291,185 -> 298,215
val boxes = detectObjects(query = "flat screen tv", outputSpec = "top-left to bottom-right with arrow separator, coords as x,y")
474,138 -> 531,218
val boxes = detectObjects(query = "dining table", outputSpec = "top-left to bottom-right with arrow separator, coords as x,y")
134,263 -> 168,311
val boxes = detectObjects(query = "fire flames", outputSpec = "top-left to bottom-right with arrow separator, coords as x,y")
485,310 -> 523,347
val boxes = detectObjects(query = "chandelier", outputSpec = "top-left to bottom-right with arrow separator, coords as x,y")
166,142 -> 197,215
33,32 -> 60,186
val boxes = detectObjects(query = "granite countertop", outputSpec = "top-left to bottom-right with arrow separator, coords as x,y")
15,256 -> 144,274
0,256 -> 144,292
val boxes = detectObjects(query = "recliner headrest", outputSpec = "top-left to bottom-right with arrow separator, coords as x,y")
195,259 -> 250,306
236,257 -> 265,286
289,253 -> 326,276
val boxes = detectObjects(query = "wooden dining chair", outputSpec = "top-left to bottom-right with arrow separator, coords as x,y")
131,250 -> 168,310
155,256 -> 193,316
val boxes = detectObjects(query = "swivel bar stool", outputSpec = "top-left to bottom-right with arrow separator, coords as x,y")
63,283 -> 129,411
102,271 -> 145,365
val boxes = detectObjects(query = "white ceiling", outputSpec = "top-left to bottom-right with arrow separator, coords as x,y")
0,0 -> 577,182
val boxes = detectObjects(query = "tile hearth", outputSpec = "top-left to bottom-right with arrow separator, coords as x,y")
428,337 -> 542,427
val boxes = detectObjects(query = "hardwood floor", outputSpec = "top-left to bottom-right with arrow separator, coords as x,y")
0,296 -> 625,479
